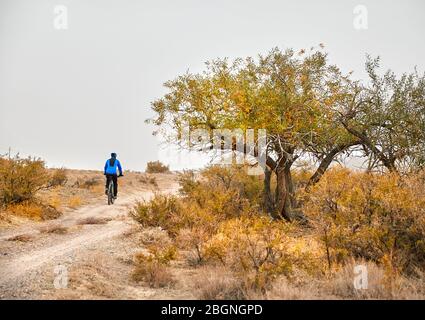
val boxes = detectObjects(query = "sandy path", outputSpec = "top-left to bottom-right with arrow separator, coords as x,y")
0,183 -> 180,299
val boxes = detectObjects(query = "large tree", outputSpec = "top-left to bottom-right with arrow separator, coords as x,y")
149,48 -> 357,220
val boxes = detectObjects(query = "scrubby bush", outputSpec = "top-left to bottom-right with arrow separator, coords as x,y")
203,216 -> 323,291
132,244 -> 177,288
48,168 -> 68,187
130,164 -> 425,298
7,201 -> 61,220
145,161 -> 170,173
130,194 -> 181,234
0,154 -> 49,205
81,177 -> 101,189
131,165 -> 324,292
302,167 -> 425,273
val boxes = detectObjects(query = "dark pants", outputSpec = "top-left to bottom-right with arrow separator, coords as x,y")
105,174 -> 118,197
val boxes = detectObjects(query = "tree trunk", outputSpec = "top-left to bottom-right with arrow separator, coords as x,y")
263,167 -> 275,215
275,166 -> 293,221
307,140 -> 361,189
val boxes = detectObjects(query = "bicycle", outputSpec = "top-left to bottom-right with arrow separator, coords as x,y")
106,174 -> 123,205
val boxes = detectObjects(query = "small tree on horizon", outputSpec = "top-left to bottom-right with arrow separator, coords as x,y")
146,160 -> 170,173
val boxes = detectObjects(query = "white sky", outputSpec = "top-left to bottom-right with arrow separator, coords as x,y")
1,0 -> 424,171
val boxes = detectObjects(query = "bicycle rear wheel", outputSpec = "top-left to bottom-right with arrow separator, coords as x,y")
107,181 -> 114,205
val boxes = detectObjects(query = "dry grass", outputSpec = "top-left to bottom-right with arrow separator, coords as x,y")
7,202 -> 44,220
321,260 -> 425,300
39,224 -> 68,235
265,277 -> 325,300
61,254 -> 123,299
6,202 -> 61,221
68,196 -> 82,208
193,267 -> 249,300
48,193 -> 62,210
132,261 -> 175,288
7,234 -> 33,242
77,217 -> 109,225
138,227 -> 171,246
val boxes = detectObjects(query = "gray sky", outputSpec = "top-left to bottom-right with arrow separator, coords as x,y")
1,0 -> 424,171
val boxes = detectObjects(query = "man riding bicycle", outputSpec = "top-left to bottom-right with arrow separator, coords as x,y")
104,153 -> 123,199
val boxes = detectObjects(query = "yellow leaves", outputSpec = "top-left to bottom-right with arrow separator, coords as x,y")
303,167 -> 425,271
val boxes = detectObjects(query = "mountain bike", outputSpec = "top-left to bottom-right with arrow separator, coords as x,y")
107,175 -> 123,205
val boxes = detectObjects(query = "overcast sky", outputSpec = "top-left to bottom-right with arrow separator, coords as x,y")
0,0 -> 424,171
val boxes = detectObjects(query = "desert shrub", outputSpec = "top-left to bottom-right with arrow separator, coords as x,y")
7,201 -> 61,220
202,216 -> 322,291
81,177 -> 101,189
132,244 -> 177,288
302,167 -> 425,273
132,261 -> 174,288
177,227 -> 213,265
131,165 -> 322,291
149,176 -> 158,186
131,166 -> 262,236
48,168 -> 68,187
68,196 -> 82,208
145,161 -> 170,173
130,194 -> 181,234
40,203 -> 62,220
8,202 -> 43,219
179,166 -> 262,211
0,154 -> 49,205
174,166 -> 262,228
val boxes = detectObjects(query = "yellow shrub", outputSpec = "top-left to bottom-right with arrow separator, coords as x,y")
48,191 -> 62,209
132,244 -> 177,287
68,196 -> 82,208
203,216 -> 322,291
8,202 -> 43,220
302,167 -> 425,273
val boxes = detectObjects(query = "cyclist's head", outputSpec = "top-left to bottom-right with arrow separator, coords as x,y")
111,153 -> 117,159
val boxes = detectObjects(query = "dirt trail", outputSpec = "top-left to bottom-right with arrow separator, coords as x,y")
0,178 -> 186,299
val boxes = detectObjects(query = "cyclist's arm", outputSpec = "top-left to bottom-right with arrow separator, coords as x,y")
104,161 -> 108,175
117,160 -> 123,176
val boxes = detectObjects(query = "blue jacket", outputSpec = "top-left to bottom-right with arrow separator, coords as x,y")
104,158 -> 122,175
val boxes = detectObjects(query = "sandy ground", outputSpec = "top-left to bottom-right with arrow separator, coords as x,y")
0,173 -> 195,300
